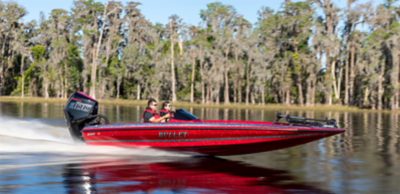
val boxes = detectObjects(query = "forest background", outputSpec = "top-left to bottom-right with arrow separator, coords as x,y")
0,0 -> 400,110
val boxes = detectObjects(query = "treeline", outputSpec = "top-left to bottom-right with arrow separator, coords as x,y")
0,0 -> 400,109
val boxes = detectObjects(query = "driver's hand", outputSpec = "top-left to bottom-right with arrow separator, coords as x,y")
163,114 -> 170,118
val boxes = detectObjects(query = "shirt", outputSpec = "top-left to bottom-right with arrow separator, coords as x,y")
143,111 -> 154,123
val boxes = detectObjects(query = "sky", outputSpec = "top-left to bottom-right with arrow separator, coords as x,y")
13,0 -> 383,26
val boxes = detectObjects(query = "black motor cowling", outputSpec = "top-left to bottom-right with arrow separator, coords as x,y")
64,92 -> 109,143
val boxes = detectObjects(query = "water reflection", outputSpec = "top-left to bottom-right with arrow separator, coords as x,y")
63,157 -> 332,194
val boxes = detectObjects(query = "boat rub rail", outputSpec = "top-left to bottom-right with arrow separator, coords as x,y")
82,123 -> 345,133
85,133 -> 327,143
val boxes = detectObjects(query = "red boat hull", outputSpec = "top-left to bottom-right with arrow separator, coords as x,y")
82,120 -> 344,156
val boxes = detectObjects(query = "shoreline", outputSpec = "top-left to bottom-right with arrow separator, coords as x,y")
0,96 -> 399,113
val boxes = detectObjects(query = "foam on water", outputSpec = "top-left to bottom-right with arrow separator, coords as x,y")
0,116 -> 189,157
0,116 -> 72,143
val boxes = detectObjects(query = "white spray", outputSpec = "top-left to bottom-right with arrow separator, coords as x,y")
0,116 -> 189,157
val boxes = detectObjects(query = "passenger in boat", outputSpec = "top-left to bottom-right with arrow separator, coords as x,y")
142,98 -> 170,123
160,101 -> 172,122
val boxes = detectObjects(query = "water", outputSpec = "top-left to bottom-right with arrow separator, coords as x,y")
0,102 -> 399,194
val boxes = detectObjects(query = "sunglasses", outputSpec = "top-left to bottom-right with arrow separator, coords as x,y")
151,104 -> 157,107
166,105 -> 171,107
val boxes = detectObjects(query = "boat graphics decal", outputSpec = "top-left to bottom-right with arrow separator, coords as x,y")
85,133 -> 325,143
83,123 -> 344,132
68,101 -> 93,112
159,132 -> 188,138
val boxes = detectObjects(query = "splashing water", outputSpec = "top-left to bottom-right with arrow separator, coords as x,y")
0,116 -> 189,157
0,116 -> 71,143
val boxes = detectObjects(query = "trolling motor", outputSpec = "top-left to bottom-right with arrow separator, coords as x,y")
274,113 -> 338,128
64,92 -> 109,143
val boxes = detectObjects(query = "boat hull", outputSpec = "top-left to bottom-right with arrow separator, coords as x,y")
82,121 -> 344,156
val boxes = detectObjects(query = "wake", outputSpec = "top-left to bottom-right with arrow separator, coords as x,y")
0,116 -> 188,157
0,116 -> 71,143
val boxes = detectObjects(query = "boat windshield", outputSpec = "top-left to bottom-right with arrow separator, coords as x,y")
173,109 -> 198,121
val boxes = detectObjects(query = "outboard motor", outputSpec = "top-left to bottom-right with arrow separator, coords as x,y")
64,91 -> 109,143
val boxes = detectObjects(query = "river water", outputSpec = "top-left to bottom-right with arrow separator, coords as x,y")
0,102 -> 398,194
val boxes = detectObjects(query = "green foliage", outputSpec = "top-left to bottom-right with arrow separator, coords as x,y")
30,45 -> 45,61
66,44 -> 84,92
0,0 -> 400,110
292,53 -> 300,72
200,2 -> 236,20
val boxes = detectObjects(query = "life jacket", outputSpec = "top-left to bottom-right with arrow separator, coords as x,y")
160,108 -> 174,120
160,109 -> 170,115
142,107 -> 159,123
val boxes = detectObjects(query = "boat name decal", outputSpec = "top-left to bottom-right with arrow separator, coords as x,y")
159,132 -> 188,138
87,132 -> 96,136
69,102 -> 93,112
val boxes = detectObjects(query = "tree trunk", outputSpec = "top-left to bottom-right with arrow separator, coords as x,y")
349,41 -> 356,106
233,77 -> 237,104
215,82 -> 220,105
344,45 -> 350,105
261,84 -> 265,105
206,83 -> 211,104
358,77 -> 363,107
344,0 -> 353,105
297,82 -> 304,106
393,46 -> 399,109
116,76 -> 121,99
100,38 -> 111,100
306,80 -> 312,106
224,48 -> 230,105
311,78 -> 316,106
190,56 -> 195,103
325,0 -> 332,106
83,32 -> 90,94
44,69 -> 49,99
170,20 -> 177,102
337,65 -> 343,102
201,81 -> 205,104
90,43 -> 97,99
59,62 -> 64,99
20,55 -> 25,98
377,64 -> 384,110
332,60 -> 339,100
64,52 -> 68,99
137,82 -> 141,100
238,78 -> 242,104
245,80 -> 250,105
224,67 -> 229,104
0,61 -> 2,96
57,81 -> 61,99
0,60 -> 4,96
91,2 -> 111,99
245,58 -> 251,105
363,87 -> 370,107
251,92 -> 255,104
200,58 -> 205,104
234,24 -> 241,104
285,89 -> 290,105
98,77 -> 103,99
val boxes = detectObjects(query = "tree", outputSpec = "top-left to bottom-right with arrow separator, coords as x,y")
201,2 -> 238,104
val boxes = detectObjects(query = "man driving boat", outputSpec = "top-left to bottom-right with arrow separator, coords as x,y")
142,98 -> 170,123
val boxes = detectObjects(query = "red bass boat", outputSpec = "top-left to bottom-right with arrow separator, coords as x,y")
64,92 -> 345,156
